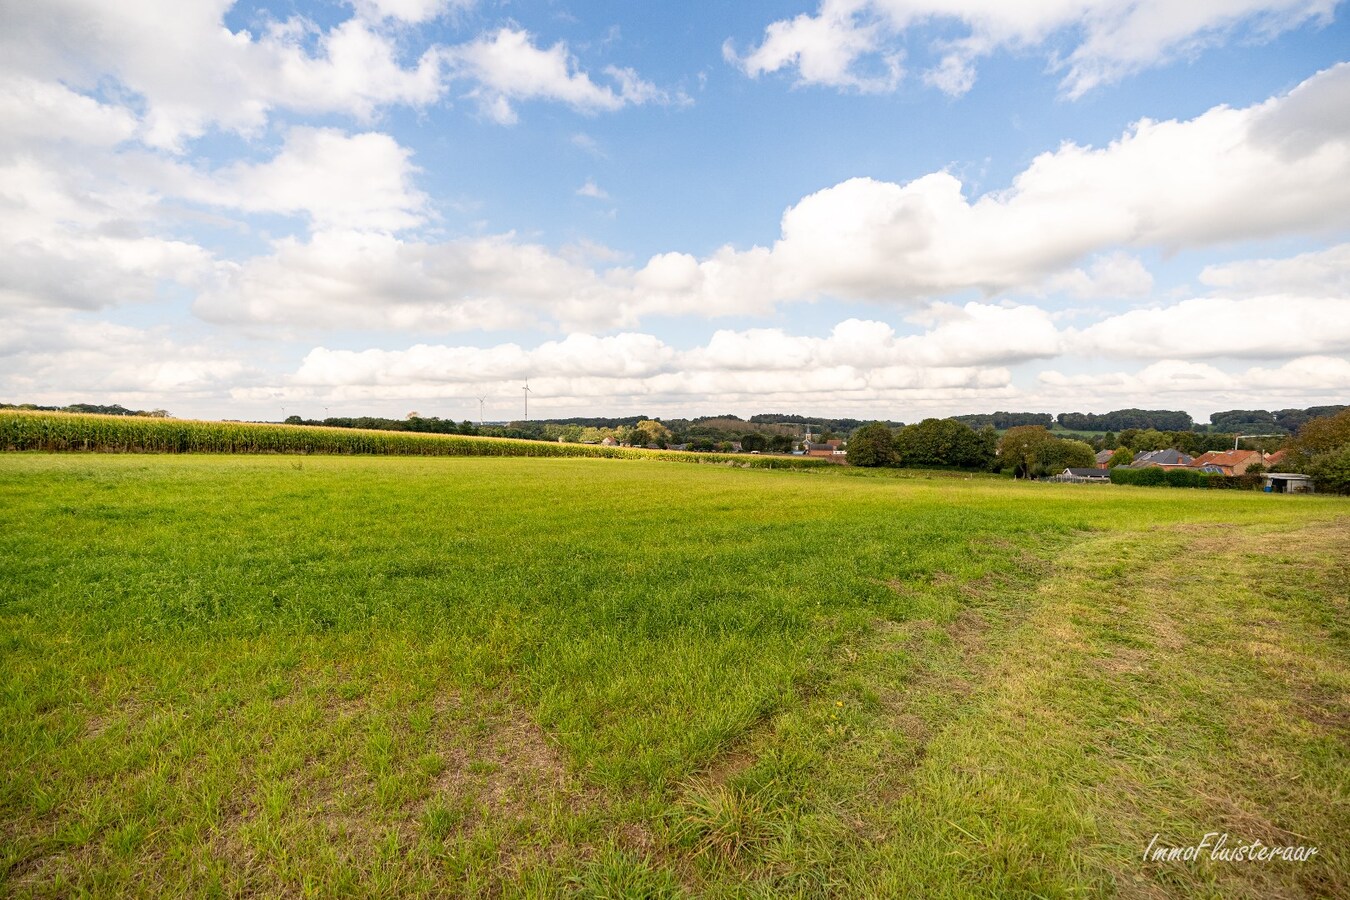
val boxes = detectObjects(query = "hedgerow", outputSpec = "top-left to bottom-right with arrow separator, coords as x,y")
1108,466 -> 1263,490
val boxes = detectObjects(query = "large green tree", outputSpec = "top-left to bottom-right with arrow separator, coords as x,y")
1037,438 -> 1097,475
629,419 -> 672,447
998,426 -> 1054,478
892,418 -> 995,469
740,433 -> 767,452
1306,445 -> 1350,494
846,423 -> 898,467
1286,408 -> 1350,492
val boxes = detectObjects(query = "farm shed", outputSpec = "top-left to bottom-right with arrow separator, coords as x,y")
1263,473 -> 1314,494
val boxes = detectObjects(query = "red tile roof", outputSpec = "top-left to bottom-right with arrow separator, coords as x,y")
1189,449 -> 1261,468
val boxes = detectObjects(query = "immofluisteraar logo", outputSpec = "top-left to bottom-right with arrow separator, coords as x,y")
1143,833 -> 1318,863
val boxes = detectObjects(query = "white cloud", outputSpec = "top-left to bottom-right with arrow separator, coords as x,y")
0,76 -> 139,148
730,0 -> 1337,97
0,157 -> 213,311
0,124 -> 428,313
1247,355 -> 1350,390
1072,295 -> 1350,359
445,28 -> 670,124
10,62 -> 1349,342
899,302 -> 1063,365
577,179 -> 609,200
352,0 -> 471,25
0,312 -> 251,401
1039,355 -> 1350,397
258,318 -> 1018,411
695,63 -> 1350,306
195,230 -> 612,332
182,127 -> 429,231
1199,241 -> 1350,297
198,229 -> 794,334
1043,252 -> 1155,299
0,1 -> 446,149
684,307 -> 1058,373
570,132 -> 608,158
724,2 -> 903,93
186,66 -> 1350,337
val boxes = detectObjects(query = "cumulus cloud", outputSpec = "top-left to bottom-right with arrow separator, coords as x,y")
188,66 -> 1350,336
1199,241 -> 1350,297
195,230 -> 611,332
181,127 -> 429,231
695,63 -> 1350,305
729,0 -> 1337,97
352,0 -> 472,25
1042,252 -> 1154,300
445,28 -> 672,124
0,1 -> 446,149
198,228 -> 801,334
11,62 -> 1350,342
899,302 -> 1063,365
0,311 -> 252,402
1,5 -> 666,149
0,157 -> 214,311
724,2 -> 903,93
0,76 -> 139,149
251,318 -> 1020,411
1039,355 -> 1350,398
0,124 -> 432,311
1072,296 -> 1350,360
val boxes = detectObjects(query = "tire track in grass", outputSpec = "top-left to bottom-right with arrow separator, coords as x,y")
857,518 -> 1350,899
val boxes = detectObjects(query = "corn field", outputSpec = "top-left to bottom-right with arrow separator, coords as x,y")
0,411 -> 826,469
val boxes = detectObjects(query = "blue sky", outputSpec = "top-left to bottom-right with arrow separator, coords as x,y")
2,0 -> 1348,423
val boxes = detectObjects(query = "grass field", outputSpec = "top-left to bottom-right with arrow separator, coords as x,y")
1,455 -> 1346,898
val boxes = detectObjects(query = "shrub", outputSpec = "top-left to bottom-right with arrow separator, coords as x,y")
1110,467 -> 1167,486
1164,468 -> 1203,488
1108,466 -> 1262,490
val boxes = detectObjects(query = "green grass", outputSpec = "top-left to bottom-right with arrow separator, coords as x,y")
1,455 -> 1345,897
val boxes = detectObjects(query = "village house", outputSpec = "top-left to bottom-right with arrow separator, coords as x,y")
1129,449 -> 1194,470
804,440 -> 847,462
1094,449 -> 1115,469
1188,449 -> 1263,475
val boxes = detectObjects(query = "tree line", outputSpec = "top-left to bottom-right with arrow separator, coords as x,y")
2,402 -> 170,418
847,419 -> 1099,477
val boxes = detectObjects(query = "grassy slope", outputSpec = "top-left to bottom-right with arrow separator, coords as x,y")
0,456 -> 1345,897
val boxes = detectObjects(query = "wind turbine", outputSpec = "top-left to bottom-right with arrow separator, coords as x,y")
476,396 -> 487,425
522,381 -> 532,420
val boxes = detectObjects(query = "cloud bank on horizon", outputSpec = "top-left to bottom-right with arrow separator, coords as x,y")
1,0 -> 1348,423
